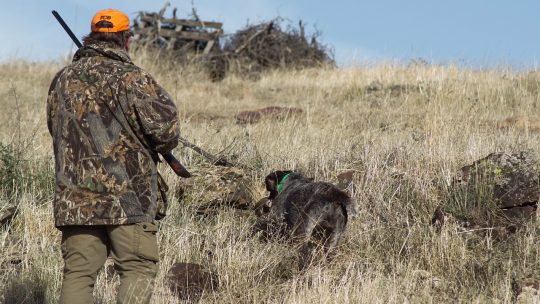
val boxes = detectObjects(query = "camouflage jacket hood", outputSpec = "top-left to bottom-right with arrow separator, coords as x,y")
47,42 -> 180,226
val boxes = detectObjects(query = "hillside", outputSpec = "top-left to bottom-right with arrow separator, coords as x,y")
1,54 -> 540,303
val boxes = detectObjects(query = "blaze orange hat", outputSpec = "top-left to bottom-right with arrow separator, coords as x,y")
91,9 -> 130,33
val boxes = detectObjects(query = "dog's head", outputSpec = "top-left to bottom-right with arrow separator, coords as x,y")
265,170 -> 293,199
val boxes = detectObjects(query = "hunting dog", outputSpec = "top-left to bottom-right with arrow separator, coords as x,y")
259,170 -> 350,269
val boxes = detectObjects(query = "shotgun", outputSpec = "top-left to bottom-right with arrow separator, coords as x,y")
52,10 -> 191,178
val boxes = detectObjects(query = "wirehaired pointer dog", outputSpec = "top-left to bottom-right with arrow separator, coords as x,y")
260,170 -> 350,270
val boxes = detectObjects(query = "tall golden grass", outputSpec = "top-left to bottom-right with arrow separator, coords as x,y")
1,51 -> 540,303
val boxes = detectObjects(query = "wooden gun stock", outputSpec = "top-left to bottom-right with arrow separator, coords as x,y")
162,152 -> 191,178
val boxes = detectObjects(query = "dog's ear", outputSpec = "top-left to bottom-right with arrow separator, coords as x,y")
265,170 -> 292,199
265,171 -> 279,192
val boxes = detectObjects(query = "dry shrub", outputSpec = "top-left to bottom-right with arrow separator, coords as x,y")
223,19 -> 334,78
133,6 -> 334,81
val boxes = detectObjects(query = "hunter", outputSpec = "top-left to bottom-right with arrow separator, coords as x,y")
47,9 -> 179,303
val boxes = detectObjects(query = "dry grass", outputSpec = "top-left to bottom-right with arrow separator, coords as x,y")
1,53 -> 540,303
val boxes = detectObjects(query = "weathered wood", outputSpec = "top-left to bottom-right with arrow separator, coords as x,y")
166,25 -> 184,50
136,27 -> 221,42
139,15 -> 222,29
203,40 -> 216,55
135,27 -> 157,35
134,7 -> 224,60
162,28 -> 221,41
158,2 -> 170,18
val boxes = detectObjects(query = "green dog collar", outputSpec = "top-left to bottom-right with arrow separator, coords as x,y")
276,173 -> 292,193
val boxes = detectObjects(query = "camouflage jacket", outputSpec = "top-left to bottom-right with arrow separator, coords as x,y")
47,42 -> 180,226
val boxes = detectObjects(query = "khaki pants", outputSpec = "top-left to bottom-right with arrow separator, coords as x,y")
59,222 -> 159,304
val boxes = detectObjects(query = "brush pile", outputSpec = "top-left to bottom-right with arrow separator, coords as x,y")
224,19 -> 334,76
132,4 -> 334,80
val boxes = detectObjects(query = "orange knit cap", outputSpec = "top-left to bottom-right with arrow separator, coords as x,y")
91,9 -> 130,33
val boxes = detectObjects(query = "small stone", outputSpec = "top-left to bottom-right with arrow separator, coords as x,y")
166,262 -> 219,300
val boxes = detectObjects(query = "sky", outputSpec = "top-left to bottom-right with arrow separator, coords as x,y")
2,0 -> 540,68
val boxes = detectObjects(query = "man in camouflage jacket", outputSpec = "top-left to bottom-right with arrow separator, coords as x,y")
47,9 -> 179,303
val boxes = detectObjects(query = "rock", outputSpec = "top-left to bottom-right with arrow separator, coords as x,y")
166,263 -> 218,300
454,151 -> 540,209
235,106 -> 303,124
221,180 -> 253,209
435,151 -> 540,237
177,165 -> 256,216
513,277 -> 540,299
196,178 -> 255,217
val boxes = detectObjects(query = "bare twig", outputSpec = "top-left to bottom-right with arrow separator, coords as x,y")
179,136 -> 234,167
234,22 -> 273,54
158,1 -> 170,18
8,82 -> 21,149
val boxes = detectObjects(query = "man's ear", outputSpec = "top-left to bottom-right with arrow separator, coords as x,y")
124,31 -> 133,51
